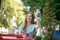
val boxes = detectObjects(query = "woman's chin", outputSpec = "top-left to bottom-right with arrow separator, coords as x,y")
27,20 -> 31,22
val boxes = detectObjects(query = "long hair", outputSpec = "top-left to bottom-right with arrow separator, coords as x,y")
23,12 -> 35,31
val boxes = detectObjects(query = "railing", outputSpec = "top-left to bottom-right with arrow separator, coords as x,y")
0,34 -> 33,40
0,34 -> 22,40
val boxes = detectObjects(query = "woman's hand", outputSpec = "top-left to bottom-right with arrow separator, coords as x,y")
34,9 -> 40,17
22,33 -> 29,38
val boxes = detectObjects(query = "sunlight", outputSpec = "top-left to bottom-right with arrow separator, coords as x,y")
15,0 -> 21,3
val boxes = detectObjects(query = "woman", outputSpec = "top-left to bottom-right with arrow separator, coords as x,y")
19,10 -> 40,39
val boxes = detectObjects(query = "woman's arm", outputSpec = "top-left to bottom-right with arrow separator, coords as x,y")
33,9 -> 40,40
34,9 -> 40,30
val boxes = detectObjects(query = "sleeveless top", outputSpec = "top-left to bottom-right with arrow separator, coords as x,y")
19,23 -> 35,38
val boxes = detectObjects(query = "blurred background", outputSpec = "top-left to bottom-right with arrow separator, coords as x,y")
0,0 -> 60,40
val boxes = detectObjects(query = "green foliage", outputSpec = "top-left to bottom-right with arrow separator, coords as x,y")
36,36 -> 41,40
22,0 -> 45,12
41,31 -> 54,40
54,0 -> 60,21
0,0 -> 1,7
2,18 -> 9,28
0,0 -> 25,28
41,0 -> 56,26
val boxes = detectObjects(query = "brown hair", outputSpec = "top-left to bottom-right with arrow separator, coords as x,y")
23,12 -> 35,31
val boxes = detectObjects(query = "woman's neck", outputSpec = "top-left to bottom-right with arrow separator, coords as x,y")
23,22 -> 31,31
27,21 -> 31,25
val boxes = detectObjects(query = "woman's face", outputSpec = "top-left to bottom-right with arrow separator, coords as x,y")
26,14 -> 32,22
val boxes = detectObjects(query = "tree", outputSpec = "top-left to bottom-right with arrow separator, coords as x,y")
0,0 -> 25,28
22,0 -> 45,12
54,0 -> 60,21
41,0 -> 55,40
